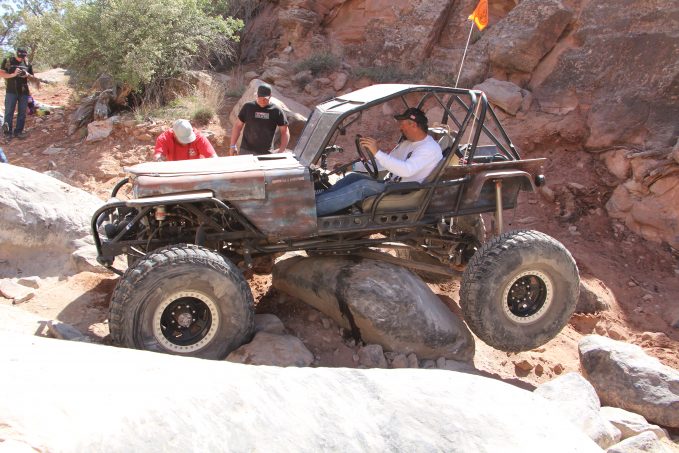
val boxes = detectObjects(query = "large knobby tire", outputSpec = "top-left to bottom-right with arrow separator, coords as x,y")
459,230 -> 579,352
109,244 -> 255,359
396,214 -> 485,283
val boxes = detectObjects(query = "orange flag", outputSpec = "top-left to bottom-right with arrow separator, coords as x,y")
468,0 -> 489,31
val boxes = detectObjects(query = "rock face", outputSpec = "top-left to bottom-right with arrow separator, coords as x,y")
0,331 -> 600,452
579,335 -> 679,428
485,0 -> 573,74
0,164 -> 104,277
273,255 -> 475,361
239,0 -> 679,248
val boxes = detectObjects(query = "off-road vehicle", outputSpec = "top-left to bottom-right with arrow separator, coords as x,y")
92,84 -> 580,359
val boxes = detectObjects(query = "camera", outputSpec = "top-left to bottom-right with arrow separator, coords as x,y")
9,65 -> 28,77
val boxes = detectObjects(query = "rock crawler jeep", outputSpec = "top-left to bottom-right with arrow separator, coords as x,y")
92,84 -> 580,359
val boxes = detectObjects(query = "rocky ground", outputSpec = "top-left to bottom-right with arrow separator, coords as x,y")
1,70 -> 678,396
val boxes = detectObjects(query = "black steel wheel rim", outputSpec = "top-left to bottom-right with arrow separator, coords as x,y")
506,274 -> 547,318
159,297 -> 213,346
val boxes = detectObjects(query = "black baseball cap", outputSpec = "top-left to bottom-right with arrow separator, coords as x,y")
16,48 -> 27,57
394,107 -> 428,126
257,83 -> 272,97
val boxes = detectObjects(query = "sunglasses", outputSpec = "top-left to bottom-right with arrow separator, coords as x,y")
17,54 -> 27,58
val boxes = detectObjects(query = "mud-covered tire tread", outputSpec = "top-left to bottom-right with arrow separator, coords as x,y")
109,243 -> 254,359
459,230 -> 579,352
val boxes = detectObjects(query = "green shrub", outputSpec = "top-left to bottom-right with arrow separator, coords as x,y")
134,85 -> 224,124
21,0 -> 243,90
295,53 -> 341,76
192,107 -> 215,126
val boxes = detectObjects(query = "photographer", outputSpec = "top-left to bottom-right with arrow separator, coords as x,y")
0,48 -> 34,140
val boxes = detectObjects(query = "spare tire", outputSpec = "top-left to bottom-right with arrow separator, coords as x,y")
109,244 -> 254,359
459,230 -> 579,352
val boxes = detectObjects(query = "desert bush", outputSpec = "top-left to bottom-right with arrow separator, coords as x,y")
134,84 -> 224,124
295,53 -> 341,76
224,66 -> 247,98
192,107 -> 215,126
20,0 -> 243,91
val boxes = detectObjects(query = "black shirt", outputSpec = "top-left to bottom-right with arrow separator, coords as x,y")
238,101 -> 288,154
1,57 -> 33,95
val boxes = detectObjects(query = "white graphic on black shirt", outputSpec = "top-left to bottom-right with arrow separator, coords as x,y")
254,112 -> 270,119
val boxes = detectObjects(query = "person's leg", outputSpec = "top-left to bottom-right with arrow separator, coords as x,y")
320,172 -> 372,194
316,176 -> 385,216
4,92 -> 17,136
14,94 -> 28,135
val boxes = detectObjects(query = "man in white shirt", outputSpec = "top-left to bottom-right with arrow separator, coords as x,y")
316,107 -> 442,216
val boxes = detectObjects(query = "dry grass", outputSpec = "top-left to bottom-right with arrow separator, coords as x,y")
133,84 -> 225,125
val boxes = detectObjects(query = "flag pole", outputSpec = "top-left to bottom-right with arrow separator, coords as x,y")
454,21 -> 475,88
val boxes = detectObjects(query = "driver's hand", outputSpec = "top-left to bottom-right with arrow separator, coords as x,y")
359,137 -> 378,156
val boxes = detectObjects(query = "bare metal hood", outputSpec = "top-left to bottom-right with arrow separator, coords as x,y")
125,153 -> 302,177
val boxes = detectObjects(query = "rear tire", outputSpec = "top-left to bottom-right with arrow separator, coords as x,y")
109,244 -> 254,359
459,230 -> 579,352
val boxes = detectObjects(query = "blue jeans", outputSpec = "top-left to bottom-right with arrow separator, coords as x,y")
316,173 -> 386,216
4,92 -> 28,135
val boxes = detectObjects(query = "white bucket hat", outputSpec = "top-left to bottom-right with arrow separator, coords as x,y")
172,119 -> 196,144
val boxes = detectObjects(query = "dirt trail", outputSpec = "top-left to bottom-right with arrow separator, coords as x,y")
2,71 -> 678,389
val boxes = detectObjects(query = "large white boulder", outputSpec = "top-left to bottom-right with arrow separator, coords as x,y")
0,331 -> 599,452
0,164 -> 103,277
534,372 -> 621,448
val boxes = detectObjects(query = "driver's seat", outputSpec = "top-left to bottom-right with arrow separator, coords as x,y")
361,133 -> 454,213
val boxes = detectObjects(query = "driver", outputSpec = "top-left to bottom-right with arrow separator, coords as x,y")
315,107 -> 441,216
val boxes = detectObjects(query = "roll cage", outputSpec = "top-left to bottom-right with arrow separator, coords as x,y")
294,84 -> 520,167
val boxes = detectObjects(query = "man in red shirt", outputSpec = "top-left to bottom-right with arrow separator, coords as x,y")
153,119 -> 217,161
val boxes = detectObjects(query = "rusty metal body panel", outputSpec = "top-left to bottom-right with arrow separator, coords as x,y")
232,167 -> 317,239
125,153 -> 318,239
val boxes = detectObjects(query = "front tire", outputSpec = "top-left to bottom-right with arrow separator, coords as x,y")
459,230 -> 579,352
109,244 -> 254,359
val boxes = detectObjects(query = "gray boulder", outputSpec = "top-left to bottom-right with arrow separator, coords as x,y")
600,406 -> 668,441
535,372 -> 621,448
273,255 -> 474,361
576,279 -> 611,314
0,331 -> 600,452
579,335 -> 679,428
0,164 -> 103,277
254,313 -> 287,335
473,78 -> 525,115
226,331 -> 314,367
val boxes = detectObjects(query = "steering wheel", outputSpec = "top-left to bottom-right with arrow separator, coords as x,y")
354,134 -> 379,179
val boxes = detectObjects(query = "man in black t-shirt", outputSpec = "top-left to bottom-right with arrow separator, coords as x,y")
0,48 -> 34,140
229,83 -> 289,155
